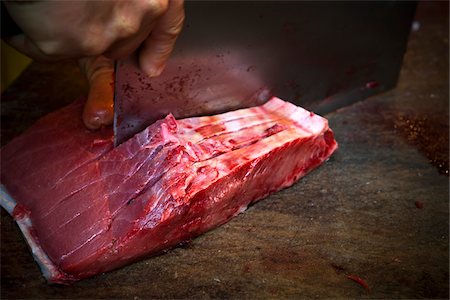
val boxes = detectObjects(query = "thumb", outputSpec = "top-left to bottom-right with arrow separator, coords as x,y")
139,0 -> 184,77
78,56 -> 115,130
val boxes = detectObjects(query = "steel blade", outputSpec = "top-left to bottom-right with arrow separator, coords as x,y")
114,1 -> 416,146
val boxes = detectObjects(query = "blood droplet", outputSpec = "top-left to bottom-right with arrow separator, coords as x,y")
365,81 -> 379,89
347,274 -> 371,292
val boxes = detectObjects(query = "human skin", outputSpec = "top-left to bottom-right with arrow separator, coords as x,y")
4,0 -> 185,129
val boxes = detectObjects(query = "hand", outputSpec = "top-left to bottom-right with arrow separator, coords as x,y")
4,0 -> 185,130
4,0 -> 185,77
78,56 -> 115,130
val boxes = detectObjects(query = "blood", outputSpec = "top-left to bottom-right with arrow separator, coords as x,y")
264,124 -> 285,137
122,83 -> 135,94
12,204 -> 30,219
415,200 -> 424,209
1,97 -> 338,283
346,274 -> 371,292
195,123 -> 226,136
197,166 -> 209,174
324,129 -> 335,146
365,81 -> 379,89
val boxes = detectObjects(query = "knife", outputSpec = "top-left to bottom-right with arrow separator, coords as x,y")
114,1 -> 416,146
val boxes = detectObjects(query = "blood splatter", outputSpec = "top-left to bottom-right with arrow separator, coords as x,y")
346,274 -> 371,292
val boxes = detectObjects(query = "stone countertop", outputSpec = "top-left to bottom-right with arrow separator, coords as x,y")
1,2 -> 448,299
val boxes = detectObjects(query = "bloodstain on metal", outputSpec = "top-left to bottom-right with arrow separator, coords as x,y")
346,274 -> 371,292
365,81 -> 379,89
122,83 -> 132,93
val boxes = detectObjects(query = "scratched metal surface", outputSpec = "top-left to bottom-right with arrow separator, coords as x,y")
1,2 -> 448,298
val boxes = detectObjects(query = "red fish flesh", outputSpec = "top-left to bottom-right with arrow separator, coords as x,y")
0,97 -> 337,283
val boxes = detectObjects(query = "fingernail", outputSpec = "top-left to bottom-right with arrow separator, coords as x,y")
146,65 -> 164,77
147,67 -> 162,77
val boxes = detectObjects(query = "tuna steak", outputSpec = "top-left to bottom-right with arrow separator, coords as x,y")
0,97 -> 337,283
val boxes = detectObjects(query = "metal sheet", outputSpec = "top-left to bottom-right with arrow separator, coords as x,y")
114,1 -> 416,145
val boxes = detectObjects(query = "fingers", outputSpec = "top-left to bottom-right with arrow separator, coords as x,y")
79,56 -> 115,130
4,0 -> 175,62
83,76 -> 114,130
139,0 -> 185,77
103,22 -> 154,60
102,0 -> 165,60
5,0 -> 184,74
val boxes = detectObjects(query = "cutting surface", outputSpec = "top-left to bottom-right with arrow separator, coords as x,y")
1,2 -> 448,298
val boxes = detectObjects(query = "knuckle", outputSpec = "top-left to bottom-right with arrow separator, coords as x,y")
164,24 -> 182,39
116,20 -> 140,37
159,13 -> 185,40
147,0 -> 169,17
166,16 -> 185,38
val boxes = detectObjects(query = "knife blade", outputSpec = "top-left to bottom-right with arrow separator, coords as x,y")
114,1 -> 416,146
113,52 -> 271,146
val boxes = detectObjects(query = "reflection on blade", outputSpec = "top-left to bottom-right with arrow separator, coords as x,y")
114,52 -> 271,146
